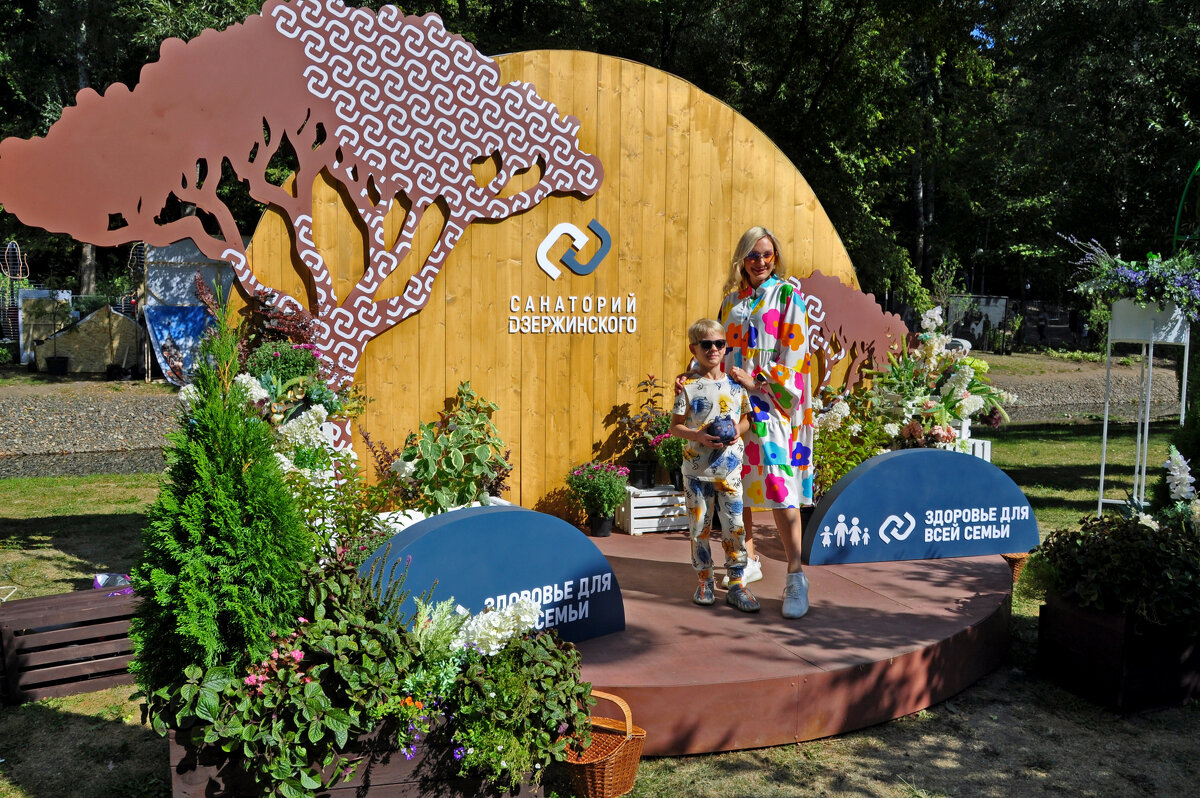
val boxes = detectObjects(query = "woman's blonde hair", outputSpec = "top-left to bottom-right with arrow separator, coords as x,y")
721,225 -> 785,297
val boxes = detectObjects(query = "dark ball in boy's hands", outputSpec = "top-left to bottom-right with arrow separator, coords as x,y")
705,416 -> 738,444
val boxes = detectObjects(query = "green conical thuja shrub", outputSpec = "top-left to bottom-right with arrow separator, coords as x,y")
130,309 -> 316,694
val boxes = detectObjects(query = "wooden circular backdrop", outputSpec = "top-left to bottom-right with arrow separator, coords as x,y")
241,50 -> 860,510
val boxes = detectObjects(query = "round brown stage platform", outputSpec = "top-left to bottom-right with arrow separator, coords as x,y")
575,521 -> 1013,756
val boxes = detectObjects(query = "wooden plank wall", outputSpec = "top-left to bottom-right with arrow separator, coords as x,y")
238,51 -> 860,511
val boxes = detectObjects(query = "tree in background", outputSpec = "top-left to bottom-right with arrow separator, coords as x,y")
2,0 -> 1198,320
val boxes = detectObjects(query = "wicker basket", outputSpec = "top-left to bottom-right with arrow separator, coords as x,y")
1001,552 -> 1029,584
563,690 -> 646,798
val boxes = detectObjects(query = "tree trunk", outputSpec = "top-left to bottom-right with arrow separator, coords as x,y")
79,242 -> 97,296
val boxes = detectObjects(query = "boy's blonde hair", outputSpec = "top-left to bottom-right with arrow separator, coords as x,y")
688,318 -> 724,344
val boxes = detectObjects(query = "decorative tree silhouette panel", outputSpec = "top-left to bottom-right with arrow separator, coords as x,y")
0,0 -> 603,434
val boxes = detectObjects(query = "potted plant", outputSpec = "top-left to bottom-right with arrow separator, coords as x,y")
811,306 -> 1013,502
1033,446 -> 1200,712
565,460 -> 631,536
651,428 -> 685,490
617,375 -> 669,488
1066,235 -> 1200,332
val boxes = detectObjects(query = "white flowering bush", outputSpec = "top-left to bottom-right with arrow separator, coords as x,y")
812,306 -> 1014,498
452,598 -> 541,656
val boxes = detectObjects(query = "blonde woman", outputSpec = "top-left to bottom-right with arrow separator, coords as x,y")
716,225 -> 815,618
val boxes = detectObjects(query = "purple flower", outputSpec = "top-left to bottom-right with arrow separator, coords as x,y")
453,746 -> 466,761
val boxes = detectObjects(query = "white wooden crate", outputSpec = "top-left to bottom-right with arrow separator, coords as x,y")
616,484 -> 688,536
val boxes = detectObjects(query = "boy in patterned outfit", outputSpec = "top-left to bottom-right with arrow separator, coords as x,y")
670,319 -> 759,612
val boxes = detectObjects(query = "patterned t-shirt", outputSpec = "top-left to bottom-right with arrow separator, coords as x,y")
672,374 -> 751,481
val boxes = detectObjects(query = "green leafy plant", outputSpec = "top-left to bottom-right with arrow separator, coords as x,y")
617,374 -> 670,460
1036,513 -> 1200,635
148,547 -> 422,798
448,630 -> 593,791
369,381 -> 512,516
565,460 -> 630,518
1036,446 -> 1200,635
130,303 -> 317,695
812,387 -> 894,501
245,340 -> 321,387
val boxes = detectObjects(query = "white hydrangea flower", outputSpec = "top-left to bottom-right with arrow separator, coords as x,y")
278,405 -> 329,451
391,459 -> 417,478
941,365 -> 974,398
883,422 -> 900,438
233,372 -> 270,404
920,306 -> 944,332
1163,447 -> 1196,501
451,597 -> 542,656
178,383 -> 199,410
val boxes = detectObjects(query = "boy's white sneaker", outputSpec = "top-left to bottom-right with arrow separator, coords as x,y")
722,555 -> 763,587
782,571 -> 810,619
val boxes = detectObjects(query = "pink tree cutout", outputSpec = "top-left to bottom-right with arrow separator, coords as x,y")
0,0 -> 603,444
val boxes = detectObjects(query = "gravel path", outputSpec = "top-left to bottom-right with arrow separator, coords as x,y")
0,354 -> 1183,476
0,379 -> 178,478
992,367 -> 1181,422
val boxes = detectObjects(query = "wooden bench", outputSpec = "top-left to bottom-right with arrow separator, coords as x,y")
0,589 -> 137,704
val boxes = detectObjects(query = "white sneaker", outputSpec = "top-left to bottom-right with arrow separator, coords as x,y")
782,571 -> 810,619
722,555 -> 763,587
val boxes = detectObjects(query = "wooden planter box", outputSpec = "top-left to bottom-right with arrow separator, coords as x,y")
0,589 -> 136,704
169,727 -> 540,797
1037,590 -> 1200,713
616,485 -> 687,536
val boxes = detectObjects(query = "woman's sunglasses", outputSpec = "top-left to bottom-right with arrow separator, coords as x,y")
744,251 -> 775,264
695,339 -> 726,350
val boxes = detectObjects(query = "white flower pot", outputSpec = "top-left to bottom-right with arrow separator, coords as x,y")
1108,299 -> 1190,345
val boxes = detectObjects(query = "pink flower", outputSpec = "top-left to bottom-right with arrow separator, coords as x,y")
291,650 -> 304,662
270,650 -> 280,660
297,617 -> 308,624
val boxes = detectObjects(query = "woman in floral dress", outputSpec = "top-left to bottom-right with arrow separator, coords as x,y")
717,225 -> 815,618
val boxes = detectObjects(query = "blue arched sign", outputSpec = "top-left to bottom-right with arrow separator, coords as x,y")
360,506 -> 624,642
802,449 -> 1039,565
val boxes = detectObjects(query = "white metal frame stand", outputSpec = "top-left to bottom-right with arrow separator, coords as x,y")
1097,300 -> 1190,515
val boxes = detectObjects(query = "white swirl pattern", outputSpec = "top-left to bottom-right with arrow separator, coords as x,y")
260,0 -> 602,383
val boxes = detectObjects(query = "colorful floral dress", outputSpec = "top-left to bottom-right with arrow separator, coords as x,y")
718,275 -> 815,508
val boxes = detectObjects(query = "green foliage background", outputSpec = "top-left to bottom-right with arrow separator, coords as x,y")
2,0 -> 1199,307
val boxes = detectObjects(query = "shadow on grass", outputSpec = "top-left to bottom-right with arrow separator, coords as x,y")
0,695 -> 169,798
0,513 -> 147,594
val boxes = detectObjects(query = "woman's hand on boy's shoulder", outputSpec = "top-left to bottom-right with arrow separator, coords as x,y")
673,371 -> 692,395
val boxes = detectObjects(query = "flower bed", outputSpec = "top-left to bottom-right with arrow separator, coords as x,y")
132,301 -> 595,798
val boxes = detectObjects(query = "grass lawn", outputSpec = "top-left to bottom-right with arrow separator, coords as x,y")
987,419 -> 1177,535
0,418 -> 1195,797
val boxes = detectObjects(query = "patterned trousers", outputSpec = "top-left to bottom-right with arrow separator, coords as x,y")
684,475 -> 748,582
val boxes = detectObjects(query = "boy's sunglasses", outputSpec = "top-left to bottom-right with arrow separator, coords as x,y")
695,339 -> 726,350
744,251 -> 775,264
